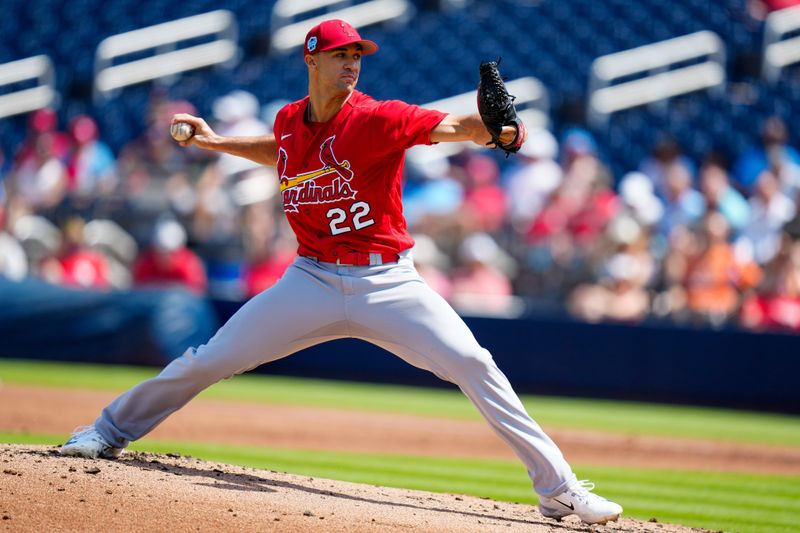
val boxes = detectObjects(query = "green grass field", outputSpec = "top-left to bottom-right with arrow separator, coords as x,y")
2,359 -> 800,532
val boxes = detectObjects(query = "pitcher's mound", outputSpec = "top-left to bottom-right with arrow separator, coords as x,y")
0,444 -> 700,532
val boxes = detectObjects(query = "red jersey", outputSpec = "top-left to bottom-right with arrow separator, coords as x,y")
273,91 -> 446,260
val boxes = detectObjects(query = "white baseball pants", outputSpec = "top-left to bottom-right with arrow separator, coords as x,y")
95,251 -> 575,497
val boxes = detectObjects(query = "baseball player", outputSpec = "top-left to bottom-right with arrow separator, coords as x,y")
61,19 -> 622,525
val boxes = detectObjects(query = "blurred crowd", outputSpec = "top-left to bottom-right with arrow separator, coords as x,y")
405,115 -> 800,333
2,93 -> 800,334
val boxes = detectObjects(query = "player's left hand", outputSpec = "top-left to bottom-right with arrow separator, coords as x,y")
499,123 -> 526,147
477,59 -> 526,156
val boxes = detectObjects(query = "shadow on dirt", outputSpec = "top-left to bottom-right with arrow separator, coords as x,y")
107,450 -> 592,532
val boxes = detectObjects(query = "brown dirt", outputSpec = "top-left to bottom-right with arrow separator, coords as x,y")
0,445 -> 701,533
1,383 -> 795,532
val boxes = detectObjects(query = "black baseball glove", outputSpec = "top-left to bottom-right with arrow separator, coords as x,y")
477,58 -> 526,156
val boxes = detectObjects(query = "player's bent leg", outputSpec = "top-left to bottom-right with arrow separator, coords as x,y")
349,271 -> 573,496
70,260 -> 346,454
366,332 -> 574,497
348,262 -> 621,521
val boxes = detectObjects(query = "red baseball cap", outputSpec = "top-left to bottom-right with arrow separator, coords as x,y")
304,19 -> 378,56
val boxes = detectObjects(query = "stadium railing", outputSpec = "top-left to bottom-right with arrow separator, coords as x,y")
0,55 -> 57,119
93,10 -> 239,103
271,0 -> 354,32
762,5 -> 800,84
587,31 -> 726,128
270,0 -> 413,54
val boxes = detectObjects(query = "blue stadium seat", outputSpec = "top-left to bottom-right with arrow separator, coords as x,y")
0,0 -> 797,184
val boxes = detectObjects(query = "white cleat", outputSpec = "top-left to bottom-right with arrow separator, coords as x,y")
538,479 -> 623,525
60,426 -> 124,459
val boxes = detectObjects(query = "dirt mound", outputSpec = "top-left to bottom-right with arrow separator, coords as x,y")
0,445 -> 702,533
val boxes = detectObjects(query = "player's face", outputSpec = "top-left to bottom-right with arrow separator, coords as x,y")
315,45 -> 362,93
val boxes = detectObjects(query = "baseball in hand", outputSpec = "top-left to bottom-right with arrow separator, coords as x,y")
170,122 -> 195,142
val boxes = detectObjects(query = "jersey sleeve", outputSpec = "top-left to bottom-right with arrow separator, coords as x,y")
369,100 -> 447,150
272,106 -> 287,139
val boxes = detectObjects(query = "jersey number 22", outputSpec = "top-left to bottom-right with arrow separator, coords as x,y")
327,201 -> 375,235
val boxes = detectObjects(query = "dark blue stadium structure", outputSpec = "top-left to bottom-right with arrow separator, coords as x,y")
1,0 -> 798,179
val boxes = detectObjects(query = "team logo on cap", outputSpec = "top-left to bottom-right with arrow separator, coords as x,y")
307,36 -> 317,52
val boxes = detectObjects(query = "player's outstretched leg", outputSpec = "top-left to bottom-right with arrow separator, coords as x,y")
347,260 -> 622,524
60,259 -> 347,459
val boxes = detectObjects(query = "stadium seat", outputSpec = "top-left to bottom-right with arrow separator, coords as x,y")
0,0 -> 795,175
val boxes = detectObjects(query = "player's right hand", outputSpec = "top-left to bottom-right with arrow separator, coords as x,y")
170,114 -> 217,149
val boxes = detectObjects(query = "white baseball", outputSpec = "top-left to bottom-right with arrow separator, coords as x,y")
170,122 -> 195,142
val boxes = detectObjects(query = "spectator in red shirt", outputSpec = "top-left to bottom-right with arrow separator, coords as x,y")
529,128 -> 618,249
40,217 -> 111,290
741,232 -> 800,331
10,132 -> 68,212
133,219 -> 207,294
456,152 -> 507,232
450,232 -> 515,314
241,236 -> 296,298
13,108 -> 71,167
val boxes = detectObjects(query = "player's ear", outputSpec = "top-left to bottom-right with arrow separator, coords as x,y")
305,55 -> 317,69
